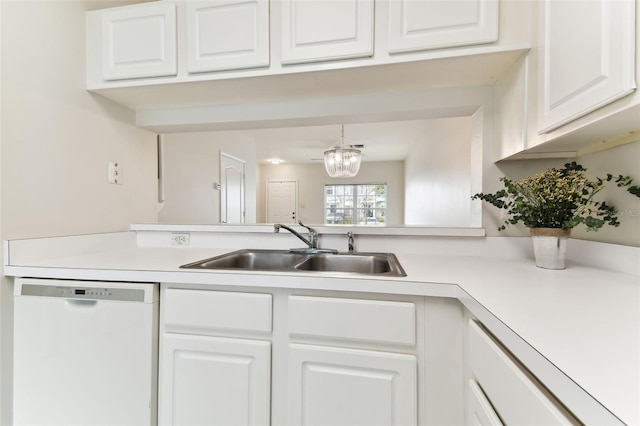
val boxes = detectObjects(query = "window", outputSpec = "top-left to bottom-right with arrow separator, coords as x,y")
324,184 -> 387,225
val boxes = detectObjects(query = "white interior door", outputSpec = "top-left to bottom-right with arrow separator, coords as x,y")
266,180 -> 298,223
220,152 -> 245,223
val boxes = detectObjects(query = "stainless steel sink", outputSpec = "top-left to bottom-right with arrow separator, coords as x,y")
180,249 -> 307,270
294,253 -> 405,276
180,249 -> 406,277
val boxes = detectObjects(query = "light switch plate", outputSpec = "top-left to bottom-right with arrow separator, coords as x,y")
108,161 -> 121,184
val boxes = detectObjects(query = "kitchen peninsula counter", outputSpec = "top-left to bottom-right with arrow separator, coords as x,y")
4,229 -> 639,425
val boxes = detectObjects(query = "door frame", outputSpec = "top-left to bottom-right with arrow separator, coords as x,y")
220,152 -> 246,224
265,179 -> 298,224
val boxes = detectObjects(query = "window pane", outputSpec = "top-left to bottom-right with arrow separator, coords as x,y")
325,184 -> 386,225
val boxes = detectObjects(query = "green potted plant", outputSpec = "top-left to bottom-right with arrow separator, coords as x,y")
472,162 -> 639,269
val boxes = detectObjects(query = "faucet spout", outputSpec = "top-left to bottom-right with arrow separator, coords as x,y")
273,221 -> 337,254
274,221 -> 316,249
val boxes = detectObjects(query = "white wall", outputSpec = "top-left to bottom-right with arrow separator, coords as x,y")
160,132 -> 257,224
575,142 -> 640,246
258,161 -> 405,224
491,142 -> 640,246
0,1 -> 161,422
1,1 -> 160,239
405,117 -> 473,226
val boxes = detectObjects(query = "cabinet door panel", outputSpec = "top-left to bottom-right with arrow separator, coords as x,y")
388,0 -> 499,53
281,0 -> 374,64
288,343 -> 417,425
468,321 -> 577,425
101,3 -> 177,80
187,0 -> 270,73
467,379 -> 504,426
160,334 -> 270,426
538,0 -> 636,133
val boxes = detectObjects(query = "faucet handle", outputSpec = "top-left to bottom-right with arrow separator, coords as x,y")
298,221 -> 318,248
298,220 -> 316,234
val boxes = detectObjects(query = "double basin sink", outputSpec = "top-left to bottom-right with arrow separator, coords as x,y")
180,249 -> 406,277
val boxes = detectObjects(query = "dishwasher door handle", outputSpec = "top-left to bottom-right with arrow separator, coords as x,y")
66,299 -> 98,307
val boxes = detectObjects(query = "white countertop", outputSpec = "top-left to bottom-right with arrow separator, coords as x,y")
4,231 -> 639,425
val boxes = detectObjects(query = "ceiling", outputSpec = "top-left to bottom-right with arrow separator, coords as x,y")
243,119 -> 430,164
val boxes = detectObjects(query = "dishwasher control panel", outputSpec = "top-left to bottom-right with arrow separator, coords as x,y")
20,284 -> 145,302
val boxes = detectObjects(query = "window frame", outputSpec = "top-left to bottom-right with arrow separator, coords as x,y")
324,183 -> 387,225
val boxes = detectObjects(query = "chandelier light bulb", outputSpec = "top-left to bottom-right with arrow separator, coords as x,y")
324,125 -> 362,178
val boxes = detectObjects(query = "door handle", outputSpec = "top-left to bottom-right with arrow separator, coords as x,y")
66,299 -> 98,307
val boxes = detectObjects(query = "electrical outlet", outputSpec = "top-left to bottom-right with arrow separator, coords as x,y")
171,233 -> 190,246
108,161 -> 121,184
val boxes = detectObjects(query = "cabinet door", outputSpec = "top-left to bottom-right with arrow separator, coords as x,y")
287,343 -> 417,425
538,0 -> 636,133
388,0 -> 499,54
280,0 -> 374,64
468,321 -> 578,425
160,334 -> 270,426
101,2 -> 177,81
187,0 -> 270,73
467,380 -> 503,426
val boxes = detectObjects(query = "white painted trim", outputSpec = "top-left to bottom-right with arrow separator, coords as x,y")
130,223 -> 486,237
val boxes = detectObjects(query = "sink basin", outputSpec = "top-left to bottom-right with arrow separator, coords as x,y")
180,249 -> 406,277
180,249 -> 307,270
294,253 -> 406,276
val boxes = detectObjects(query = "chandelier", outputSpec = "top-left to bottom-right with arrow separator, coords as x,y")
324,125 -> 362,178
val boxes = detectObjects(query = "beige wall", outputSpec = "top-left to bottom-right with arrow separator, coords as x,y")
258,161 -> 405,224
0,1 -> 160,422
160,132 -> 258,224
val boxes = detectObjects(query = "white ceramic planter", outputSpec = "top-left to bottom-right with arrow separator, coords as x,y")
529,228 -> 571,270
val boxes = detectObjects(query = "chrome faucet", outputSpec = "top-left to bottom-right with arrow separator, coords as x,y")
347,231 -> 355,254
274,221 -> 316,249
274,221 -> 337,254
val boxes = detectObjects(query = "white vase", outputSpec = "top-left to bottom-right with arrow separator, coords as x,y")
529,228 -> 571,270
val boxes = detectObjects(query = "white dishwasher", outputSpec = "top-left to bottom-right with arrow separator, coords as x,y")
14,278 -> 159,426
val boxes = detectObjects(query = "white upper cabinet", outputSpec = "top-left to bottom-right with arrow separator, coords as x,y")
538,0 -> 636,133
388,0 -> 499,54
100,2 -> 177,81
186,0 -> 270,73
280,0 -> 375,64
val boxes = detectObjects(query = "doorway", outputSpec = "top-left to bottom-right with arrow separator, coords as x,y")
266,180 -> 298,224
220,152 -> 245,223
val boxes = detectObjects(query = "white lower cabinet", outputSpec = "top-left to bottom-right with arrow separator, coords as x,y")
467,379 -> 503,426
161,334 -> 271,426
287,343 -> 417,426
159,288 -> 273,425
159,286 -> 456,426
466,320 -> 579,425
